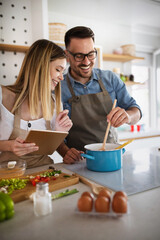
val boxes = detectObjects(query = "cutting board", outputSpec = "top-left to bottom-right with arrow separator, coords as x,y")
10,170 -> 79,203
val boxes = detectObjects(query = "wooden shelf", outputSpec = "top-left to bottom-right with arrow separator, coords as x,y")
125,81 -> 144,86
0,42 -> 64,53
0,44 -> 29,53
0,44 -> 145,64
103,53 -> 144,62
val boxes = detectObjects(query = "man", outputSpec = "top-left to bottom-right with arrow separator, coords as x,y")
58,26 -> 141,164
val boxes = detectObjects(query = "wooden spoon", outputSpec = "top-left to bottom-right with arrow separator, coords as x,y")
99,99 -> 117,151
75,174 -> 112,195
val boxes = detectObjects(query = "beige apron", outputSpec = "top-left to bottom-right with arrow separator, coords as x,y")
66,75 -> 118,151
0,105 -> 53,168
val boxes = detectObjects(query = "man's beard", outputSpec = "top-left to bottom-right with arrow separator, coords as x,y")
72,63 -> 93,79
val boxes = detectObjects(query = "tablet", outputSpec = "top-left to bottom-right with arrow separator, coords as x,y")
25,129 -> 68,155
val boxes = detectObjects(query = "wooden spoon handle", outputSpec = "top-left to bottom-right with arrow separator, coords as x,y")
75,174 -> 94,189
75,174 -> 102,191
101,99 -> 117,150
102,122 -> 111,149
75,174 -> 112,194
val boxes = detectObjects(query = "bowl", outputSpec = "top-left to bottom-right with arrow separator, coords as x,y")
0,160 -> 26,179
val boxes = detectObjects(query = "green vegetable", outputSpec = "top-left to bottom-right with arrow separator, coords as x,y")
0,178 -> 28,195
52,189 -> 79,200
0,192 -> 14,222
63,175 -> 71,178
39,170 -> 62,178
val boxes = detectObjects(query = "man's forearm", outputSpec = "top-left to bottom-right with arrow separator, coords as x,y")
126,107 -> 141,125
57,141 -> 69,157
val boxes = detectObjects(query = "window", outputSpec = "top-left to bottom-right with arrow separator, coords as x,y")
117,51 -> 154,133
155,53 -> 160,128
131,65 -> 150,130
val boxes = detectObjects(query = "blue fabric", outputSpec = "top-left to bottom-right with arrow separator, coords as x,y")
61,68 -> 142,118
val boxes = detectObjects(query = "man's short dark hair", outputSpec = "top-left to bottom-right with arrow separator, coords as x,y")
64,26 -> 95,48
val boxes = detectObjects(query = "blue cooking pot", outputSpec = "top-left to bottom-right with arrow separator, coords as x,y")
81,143 -> 125,172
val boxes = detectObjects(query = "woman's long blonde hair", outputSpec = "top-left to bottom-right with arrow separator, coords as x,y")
6,39 -> 66,120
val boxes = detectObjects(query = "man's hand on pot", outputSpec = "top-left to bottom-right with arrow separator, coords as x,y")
63,148 -> 84,164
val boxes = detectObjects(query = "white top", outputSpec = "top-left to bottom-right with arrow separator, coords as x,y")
0,85 -> 57,140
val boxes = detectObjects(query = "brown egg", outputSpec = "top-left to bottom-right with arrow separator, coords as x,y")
81,191 -> 94,201
97,189 -> 111,202
95,196 -> 110,213
77,196 -> 93,212
113,191 -> 128,201
112,196 -> 127,213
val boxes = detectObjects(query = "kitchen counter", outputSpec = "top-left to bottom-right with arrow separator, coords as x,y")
1,148 -> 160,240
118,129 -> 160,141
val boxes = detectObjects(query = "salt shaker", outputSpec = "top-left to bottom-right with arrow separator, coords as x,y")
33,182 -> 52,216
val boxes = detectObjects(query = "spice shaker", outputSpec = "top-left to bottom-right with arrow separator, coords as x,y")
33,182 -> 52,216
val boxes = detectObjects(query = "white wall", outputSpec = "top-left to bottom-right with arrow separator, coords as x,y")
31,0 -> 49,41
0,0 -> 49,86
48,10 -> 132,53
48,0 -> 160,73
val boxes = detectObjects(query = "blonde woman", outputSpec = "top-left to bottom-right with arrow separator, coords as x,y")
0,39 -> 72,168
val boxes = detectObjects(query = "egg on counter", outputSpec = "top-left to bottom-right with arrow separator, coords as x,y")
77,196 -> 93,212
81,191 -> 94,202
97,189 -> 111,202
112,195 -> 128,213
113,191 -> 128,201
95,196 -> 110,213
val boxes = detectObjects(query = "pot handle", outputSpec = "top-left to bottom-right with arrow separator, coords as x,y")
81,153 -> 95,160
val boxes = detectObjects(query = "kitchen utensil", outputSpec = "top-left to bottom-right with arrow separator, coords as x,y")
99,99 -> 117,151
81,143 -> 125,172
115,139 -> 135,150
0,160 -> 26,179
75,174 -> 112,195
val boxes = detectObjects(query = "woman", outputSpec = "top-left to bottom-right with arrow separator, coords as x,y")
0,39 -> 72,168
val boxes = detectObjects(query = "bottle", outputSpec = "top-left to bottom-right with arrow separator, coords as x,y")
129,74 -> 134,82
120,73 -> 126,82
33,182 -> 52,216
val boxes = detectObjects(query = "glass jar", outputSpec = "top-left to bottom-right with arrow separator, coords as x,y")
33,182 -> 52,216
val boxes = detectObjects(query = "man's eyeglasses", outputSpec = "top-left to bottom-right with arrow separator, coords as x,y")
67,49 -> 97,62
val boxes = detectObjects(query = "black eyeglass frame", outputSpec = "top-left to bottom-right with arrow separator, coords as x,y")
67,49 -> 97,62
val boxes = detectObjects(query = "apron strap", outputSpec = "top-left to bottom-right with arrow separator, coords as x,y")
67,75 -> 76,98
67,73 -> 111,100
13,94 -> 21,129
46,120 -> 52,130
97,79 -> 107,92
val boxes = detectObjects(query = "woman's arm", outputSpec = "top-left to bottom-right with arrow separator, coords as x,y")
55,110 -> 73,132
0,138 -> 39,156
